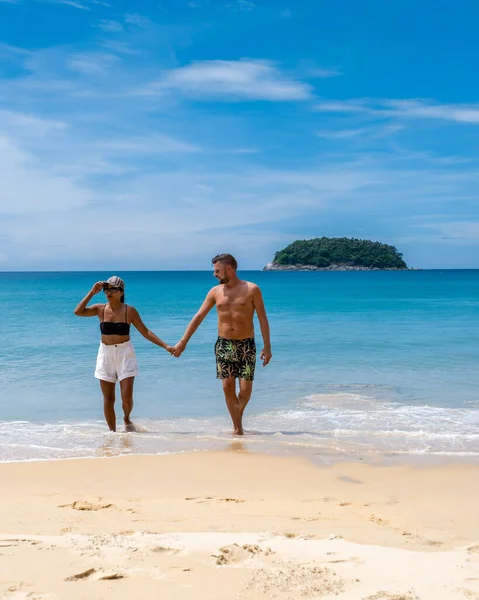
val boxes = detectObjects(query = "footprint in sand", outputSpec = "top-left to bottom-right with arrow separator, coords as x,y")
3,593 -> 57,599
65,568 -> 97,581
467,544 -> 479,555
369,515 -> 389,526
151,546 -> 180,555
213,543 -> 273,565
184,497 -> 245,504
339,476 -> 364,484
247,564 -> 344,597
363,592 -> 420,600
58,501 -> 114,511
65,568 -> 125,582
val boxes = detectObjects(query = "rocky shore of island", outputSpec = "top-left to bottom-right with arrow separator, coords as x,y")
263,263 -> 413,271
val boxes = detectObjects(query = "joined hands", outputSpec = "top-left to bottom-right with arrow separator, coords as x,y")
171,340 -> 186,358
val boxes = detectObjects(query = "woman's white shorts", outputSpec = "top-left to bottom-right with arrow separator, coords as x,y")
94,341 -> 139,383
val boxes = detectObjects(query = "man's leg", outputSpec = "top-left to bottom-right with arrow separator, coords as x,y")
221,377 -> 244,435
119,377 -> 135,431
100,380 -> 116,432
238,379 -> 253,419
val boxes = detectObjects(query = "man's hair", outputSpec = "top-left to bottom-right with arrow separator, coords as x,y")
212,253 -> 238,270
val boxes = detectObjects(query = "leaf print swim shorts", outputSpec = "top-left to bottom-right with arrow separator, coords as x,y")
214,337 -> 256,381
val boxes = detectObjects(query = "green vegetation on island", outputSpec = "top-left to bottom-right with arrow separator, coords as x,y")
266,237 -> 408,270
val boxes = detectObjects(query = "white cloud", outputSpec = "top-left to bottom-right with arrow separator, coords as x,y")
67,52 -> 120,74
140,59 -> 313,101
309,67 -> 342,78
97,19 -> 124,32
0,136 -> 92,214
96,134 -> 202,155
385,99 -> 479,123
316,128 -> 370,139
316,124 -> 404,140
316,98 -> 479,124
1,124 -> 478,268
0,43 -> 31,58
49,0 -> 91,9
420,221 -> 479,241
101,41 -> 141,55
0,110 -> 67,135
226,0 -> 255,11
125,13 -> 152,27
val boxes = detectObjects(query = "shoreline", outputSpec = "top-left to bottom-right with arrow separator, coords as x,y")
1,413 -> 478,466
1,451 -> 478,599
2,427 -> 479,467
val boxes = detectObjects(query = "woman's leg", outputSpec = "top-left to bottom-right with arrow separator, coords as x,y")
119,376 -> 135,431
100,380 -> 117,432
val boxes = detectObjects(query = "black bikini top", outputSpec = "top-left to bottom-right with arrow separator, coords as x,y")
100,304 -> 131,336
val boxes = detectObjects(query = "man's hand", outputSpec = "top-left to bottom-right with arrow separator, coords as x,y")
260,347 -> 272,367
164,345 -> 175,355
172,340 -> 187,358
90,281 -> 103,295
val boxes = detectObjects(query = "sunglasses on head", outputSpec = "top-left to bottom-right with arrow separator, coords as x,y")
103,285 -> 122,293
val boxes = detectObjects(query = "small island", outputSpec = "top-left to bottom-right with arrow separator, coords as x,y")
263,237 -> 409,271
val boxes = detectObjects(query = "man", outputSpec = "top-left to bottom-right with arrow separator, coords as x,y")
172,254 -> 272,435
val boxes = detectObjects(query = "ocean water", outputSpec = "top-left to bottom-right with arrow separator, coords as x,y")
0,270 -> 478,462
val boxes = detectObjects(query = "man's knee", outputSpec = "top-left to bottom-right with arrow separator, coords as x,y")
239,388 -> 252,402
239,381 -> 253,398
221,378 -> 236,393
103,395 -> 115,405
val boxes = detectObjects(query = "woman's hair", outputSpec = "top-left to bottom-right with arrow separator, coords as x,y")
121,293 -> 125,303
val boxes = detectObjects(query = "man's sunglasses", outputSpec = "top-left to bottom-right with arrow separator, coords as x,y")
103,285 -> 122,292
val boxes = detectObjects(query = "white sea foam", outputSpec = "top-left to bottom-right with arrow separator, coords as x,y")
1,392 -> 478,462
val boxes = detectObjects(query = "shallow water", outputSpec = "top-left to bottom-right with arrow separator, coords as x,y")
1,270 -> 478,461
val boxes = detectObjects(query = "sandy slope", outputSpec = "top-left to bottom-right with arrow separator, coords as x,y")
1,451 -> 478,599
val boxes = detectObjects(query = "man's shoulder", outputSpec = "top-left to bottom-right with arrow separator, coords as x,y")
243,280 -> 260,292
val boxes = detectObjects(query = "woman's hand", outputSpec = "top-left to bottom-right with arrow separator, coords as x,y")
164,345 -> 175,354
90,281 -> 103,295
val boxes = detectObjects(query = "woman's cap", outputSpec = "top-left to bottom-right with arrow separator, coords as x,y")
104,275 -> 125,290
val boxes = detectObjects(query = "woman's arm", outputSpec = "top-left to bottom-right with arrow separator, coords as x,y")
130,307 -> 173,352
74,282 -> 103,317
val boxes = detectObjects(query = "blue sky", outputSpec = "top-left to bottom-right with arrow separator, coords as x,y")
0,0 -> 478,270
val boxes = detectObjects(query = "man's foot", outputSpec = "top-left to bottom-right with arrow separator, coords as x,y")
233,427 -> 244,436
124,419 -> 136,433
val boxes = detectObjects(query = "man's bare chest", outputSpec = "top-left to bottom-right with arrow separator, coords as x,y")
216,292 -> 252,312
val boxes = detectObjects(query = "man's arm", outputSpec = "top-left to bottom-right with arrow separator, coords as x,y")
74,281 -> 103,317
252,285 -> 272,366
172,288 -> 216,357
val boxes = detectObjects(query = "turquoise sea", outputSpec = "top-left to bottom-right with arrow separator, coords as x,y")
0,270 -> 478,462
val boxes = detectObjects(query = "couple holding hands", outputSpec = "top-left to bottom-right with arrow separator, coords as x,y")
74,254 -> 272,436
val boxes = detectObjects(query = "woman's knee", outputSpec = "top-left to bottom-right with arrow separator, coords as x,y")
103,394 -> 115,405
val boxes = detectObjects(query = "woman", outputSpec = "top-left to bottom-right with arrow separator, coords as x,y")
74,276 -> 172,432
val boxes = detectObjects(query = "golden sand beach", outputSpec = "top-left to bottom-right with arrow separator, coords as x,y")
1,451 -> 478,600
